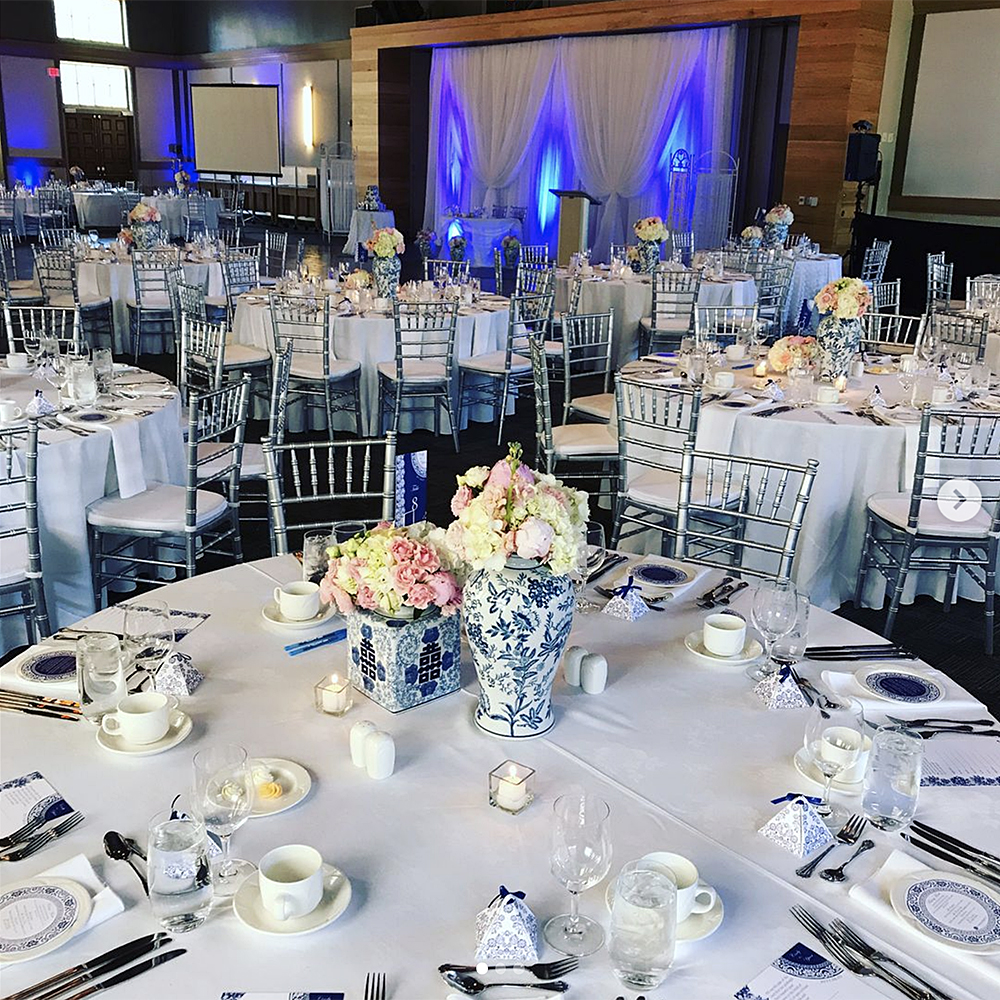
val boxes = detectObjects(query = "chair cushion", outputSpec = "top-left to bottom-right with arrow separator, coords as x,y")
551,424 -> 618,457
289,355 -> 361,381
126,295 -> 172,312
377,360 -> 448,383
2,288 -> 44,303
867,491 -> 992,538
512,337 -> 562,355
459,351 -> 531,374
223,343 -> 271,367
9,279 -> 37,291
625,468 -> 724,509
87,483 -> 228,532
568,393 -> 614,421
79,295 -> 112,310
197,442 -> 265,480
204,295 -> 228,307
0,535 -> 28,585
641,315 -> 692,333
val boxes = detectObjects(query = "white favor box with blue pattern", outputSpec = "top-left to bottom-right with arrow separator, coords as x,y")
154,652 -> 204,698
758,796 -> 834,858
475,889 -> 539,964
347,610 -> 461,713
754,671 -> 808,710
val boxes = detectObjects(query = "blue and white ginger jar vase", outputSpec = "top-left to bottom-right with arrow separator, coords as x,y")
763,221 -> 789,248
816,315 -> 862,378
636,239 -> 661,274
372,254 -> 401,299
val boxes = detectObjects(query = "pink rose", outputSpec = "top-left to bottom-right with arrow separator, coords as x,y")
427,570 -> 459,607
486,458 -> 512,490
451,484 -> 473,515
392,562 -> 420,592
412,542 -> 440,574
320,579 -> 355,615
407,582 -> 436,610
356,585 -> 378,611
514,517 -> 554,561
389,537 -> 416,563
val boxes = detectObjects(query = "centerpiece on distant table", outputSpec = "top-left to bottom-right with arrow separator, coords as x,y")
632,216 -> 669,273
322,522 -> 463,713
766,335 -> 819,373
174,169 -> 190,194
813,277 -> 872,377
449,234 -> 467,262
415,228 -> 437,259
763,204 -> 794,247
127,202 -> 162,249
501,234 -> 521,267
343,268 -> 373,291
446,444 -> 588,739
365,226 -> 405,298
741,225 -> 763,248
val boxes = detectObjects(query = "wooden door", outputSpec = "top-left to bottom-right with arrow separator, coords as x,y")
64,112 -> 135,184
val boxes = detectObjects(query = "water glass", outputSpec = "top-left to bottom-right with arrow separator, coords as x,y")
608,860 -> 678,990
147,810 -> 213,932
786,366 -> 813,406
302,530 -> 333,584
746,579 -> 799,681
332,520 -> 367,545
863,725 -> 923,831
77,633 -> 126,724
93,348 -> 114,396
122,599 -> 174,682
771,589 -> 810,665
68,359 -> 98,408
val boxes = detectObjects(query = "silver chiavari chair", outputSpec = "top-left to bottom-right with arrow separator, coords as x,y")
860,239 -> 891,283
639,268 -> 701,354
0,233 -> 43,307
128,247 -> 181,360
529,336 -> 617,502
669,229 -> 695,266
508,206 -> 527,222
926,310 -> 990,362
38,227 -> 79,249
378,300 -> 460,452
117,190 -> 141,228
491,205 -> 508,219
221,251 -> 260,322
860,312 -> 924,354
182,194 -> 210,240
259,230 -> 289,283
694,304 -> 760,348
519,244 -> 549,265
179,314 -> 227,402
756,258 -> 795,339
215,252 -> 273,408
926,257 -> 953,314
0,192 -> 16,239
611,374 -> 702,550
2,303 -> 80,355
0,419 -> 50,643
742,246 -> 779,282
515,260 -> 555,296
967,275 -> 1000,312
562,311 -> 614,424
870,278 -> 901,314
270,293 -> 362,435
32,247 -> 113,348
493,248 -> 505,296
88,377 -> 251,603
855,406 -> 1000,653
422,258 -> 470,283
675,442 -> 819,582
262,432 -> 396,556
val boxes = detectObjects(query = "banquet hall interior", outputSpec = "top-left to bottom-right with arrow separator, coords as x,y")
1,1 -> 1000,998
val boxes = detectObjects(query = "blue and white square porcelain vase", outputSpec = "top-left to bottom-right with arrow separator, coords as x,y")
346,609 -> 461,713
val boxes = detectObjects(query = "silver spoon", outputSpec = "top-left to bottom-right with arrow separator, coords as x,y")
820,838 -> 875,882
442,970 -> 569,994
104,830 -> 149,895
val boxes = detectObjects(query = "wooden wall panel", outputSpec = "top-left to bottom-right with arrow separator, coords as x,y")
351,0 -> 892,250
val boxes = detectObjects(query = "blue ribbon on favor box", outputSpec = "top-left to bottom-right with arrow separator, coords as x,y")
614,576 -> 639,598
770,793 -> 823,806
489,885 -> 527,906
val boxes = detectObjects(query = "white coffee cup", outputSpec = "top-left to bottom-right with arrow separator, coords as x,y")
702,612 -> 747,657
274,581 -> 321,621
725,343 -> 747,361
5,354 -> 29,371
101,692 -> 180,745
258,844 -> 324,921
641,852 -> 717,922
899,354 -> 918,373
712,371 -> 735,389
0,399 -> 23,423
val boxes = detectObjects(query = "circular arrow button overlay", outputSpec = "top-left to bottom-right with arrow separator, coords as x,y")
936,479 -> 983,523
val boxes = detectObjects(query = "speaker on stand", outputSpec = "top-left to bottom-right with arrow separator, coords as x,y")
845,124 -> 881,276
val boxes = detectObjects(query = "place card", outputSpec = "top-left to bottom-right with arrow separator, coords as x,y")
734,942 -> 883,999
0,771 -> 73,837
920,735 -> 1000,787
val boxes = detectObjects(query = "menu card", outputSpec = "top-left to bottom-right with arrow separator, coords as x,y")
0,771 -> 73,836
921,734 -> 1000,787
735,942 -> 882,999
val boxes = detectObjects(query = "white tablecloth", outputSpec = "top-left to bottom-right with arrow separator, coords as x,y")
0,554 -> 992,1000
10,193 -> 33,237
0,365 -> 185,649
143,195 -> 222,239
439,216 -> 524,268
783,254 -> 843,332
72,192 -> 124,229
343,210 -> 395,259
555,269 -> 757,369
231,296 -> 510,435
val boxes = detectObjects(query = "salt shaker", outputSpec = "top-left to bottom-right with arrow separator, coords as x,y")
580,653 -> 608,694
563,646 -> 587,687
364,730 -> 395,780
350,720 -> 378,768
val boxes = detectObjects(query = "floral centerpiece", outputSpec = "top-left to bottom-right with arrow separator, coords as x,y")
632,216 -> 668,273
117,228 -> 134,249
812,277 -> 872,376
174,168 -> 190,193
415,228 -> 437,259
741,225 -> 763,248
127,202 -> 161,248
763,204 -> 794,247
447,443 -> 588,739
343,268 -> 373,291
626,245 -> 641,268
323,522 -> 464,713
449,234 -> 467,262
365,226 -> 404,298
766,335 -> 819,373
501,233 -> 521,267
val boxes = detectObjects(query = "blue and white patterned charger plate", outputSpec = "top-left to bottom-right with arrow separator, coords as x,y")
890,871 -> 1000,953
856,667 -> 943,704
632,563 -> 691,588
17,651 -> 77,684
0,877 -> 91,964
56,410 -> 117,427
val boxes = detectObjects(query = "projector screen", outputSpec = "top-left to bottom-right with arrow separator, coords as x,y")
191,84 -> 280,176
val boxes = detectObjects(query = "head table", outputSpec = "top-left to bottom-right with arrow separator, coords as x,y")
0,554 -> 994,999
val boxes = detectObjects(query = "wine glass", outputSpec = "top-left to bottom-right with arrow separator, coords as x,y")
543,792 -> 613,956
123,600 -> 174,687
572,521 -> 606,613
192,744 -> 255,896
746,579 -> 799,681
804,697 -> 866,828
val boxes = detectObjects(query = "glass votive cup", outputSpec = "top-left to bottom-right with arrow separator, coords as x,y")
314,673 -> 354,716
489,760 -> 535,814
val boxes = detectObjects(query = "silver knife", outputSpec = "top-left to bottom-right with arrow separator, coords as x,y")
910,821 -> 1000,869
31,936 -> 173,1000
57,949 -> 186,1000
587,553 -> 626,583
900,834 -> 1000,889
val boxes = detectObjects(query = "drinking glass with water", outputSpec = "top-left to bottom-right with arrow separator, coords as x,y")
863,725 -> 923,831
609,860 -> 678,990
77,633 -> 126,724
147,810 -> 213,932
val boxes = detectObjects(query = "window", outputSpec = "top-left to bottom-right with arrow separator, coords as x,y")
54,0 -> 128,46
61,61 -> 131,111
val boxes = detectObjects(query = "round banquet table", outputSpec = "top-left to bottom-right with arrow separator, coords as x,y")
0,363 -> 185,650
72,192 -> 125,230
781,253 -> 843,332
142,195 -> 223,239
555,268 -> 757,369
230,292 -> 511,435
0,553 -> 993,1000
438,216 -> 524,268
618,358 -> 996,610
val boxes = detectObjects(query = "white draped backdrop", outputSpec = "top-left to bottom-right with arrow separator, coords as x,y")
424,27 -> 736,259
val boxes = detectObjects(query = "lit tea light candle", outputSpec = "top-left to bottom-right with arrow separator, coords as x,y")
489,760 -> 535,814
754,360 -> 768,377
314,673 -> 353,716
834,375 -> 847,393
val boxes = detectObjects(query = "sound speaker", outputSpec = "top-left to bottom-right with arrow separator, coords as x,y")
845,133 -> 881,182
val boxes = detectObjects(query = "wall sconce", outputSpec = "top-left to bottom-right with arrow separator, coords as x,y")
301,84 -> 313,148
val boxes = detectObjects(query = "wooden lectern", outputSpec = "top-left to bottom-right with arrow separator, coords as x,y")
550,189 -> 602,266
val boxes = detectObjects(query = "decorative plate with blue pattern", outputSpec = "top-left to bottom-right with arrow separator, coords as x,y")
633,563 -> 691,588
891,872 -> 1000,953
0,878 -> 91,964
857,668 -> 943,704
17,651 -> 77,684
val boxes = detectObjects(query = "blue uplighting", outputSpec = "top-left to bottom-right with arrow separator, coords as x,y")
11,159 -> 43,188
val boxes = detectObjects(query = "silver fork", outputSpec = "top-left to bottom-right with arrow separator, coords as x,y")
364,971 -> 386,1000
795,813 -> 867,878
830,920 -> 955,1000
440,958 -> 579,979
0,813 -> 50,850
0,812 -> 84,862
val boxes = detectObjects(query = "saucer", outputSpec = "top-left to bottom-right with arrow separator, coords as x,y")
249,757 -> 312,818
684,631 -> 763,667
792,745 -> 864,791
233,863 -> 351,936
261,601 -> 335,631
95,711 -> 192,756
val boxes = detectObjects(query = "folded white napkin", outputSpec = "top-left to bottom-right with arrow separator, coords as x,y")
42,853 -> 125,933
0,644 -> 78,698
850,849 -> 1000,993
820,668 -> 986,719
609,556 -> 710,602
